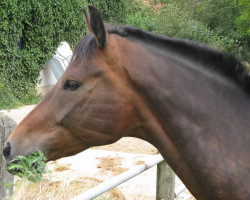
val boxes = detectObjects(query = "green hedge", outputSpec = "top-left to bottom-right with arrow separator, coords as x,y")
0,0 -> 86,101
0,0 -> 127,109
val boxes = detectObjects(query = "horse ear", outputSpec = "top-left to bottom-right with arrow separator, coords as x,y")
88,5 -> 106,49
83,8 -> 92,33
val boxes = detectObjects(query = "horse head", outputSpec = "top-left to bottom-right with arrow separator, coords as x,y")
3,6 -> 144,164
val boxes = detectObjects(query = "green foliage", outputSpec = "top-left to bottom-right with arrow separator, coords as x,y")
125,0 -> 154,30
126,12 -> 156,31
0,73 -> 41,110
151,0 -> 246,41
183,0 -> 249,60
125,0 -> 249,62
0,75 -> 21,110
7,150 -> 49,183
0,0 -> 86,108
4,150 -> 49,200
0,0 -> 129,109
153,4 -> 193,37
86,0 -> 128,24
234,0 -> 250,40
192,0 -> 240,38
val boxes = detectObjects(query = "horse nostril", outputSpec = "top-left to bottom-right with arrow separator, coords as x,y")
3,142 -> 11,159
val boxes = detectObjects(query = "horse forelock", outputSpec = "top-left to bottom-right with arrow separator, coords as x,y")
71,33 -> 96,64
107,25 -> 250,93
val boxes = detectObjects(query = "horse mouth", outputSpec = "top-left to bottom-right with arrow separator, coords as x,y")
6,159 -> 21,174
6,151 -> 48,177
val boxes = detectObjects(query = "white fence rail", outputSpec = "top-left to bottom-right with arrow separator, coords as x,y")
70,154 -> 186,200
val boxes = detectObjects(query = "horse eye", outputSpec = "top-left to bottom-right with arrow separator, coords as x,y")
63,80 -> 80,91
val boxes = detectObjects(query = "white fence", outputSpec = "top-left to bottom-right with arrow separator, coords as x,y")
70,154 -> 186,200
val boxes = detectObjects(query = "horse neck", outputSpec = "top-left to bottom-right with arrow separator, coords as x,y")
120,38 -> 250,140
119,38 -> 250,200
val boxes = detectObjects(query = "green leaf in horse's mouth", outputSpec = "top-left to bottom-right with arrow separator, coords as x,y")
7,150 -> 49,183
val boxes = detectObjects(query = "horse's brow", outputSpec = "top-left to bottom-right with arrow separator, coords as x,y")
91,71 -> 104,78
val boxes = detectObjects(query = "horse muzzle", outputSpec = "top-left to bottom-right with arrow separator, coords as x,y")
3,142 -> 12,166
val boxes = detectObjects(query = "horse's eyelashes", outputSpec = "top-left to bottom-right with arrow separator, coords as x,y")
63,80 -> 80,91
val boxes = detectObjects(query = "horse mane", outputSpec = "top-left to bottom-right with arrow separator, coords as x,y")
73,25 -> 250,92
108,26 -> 250,92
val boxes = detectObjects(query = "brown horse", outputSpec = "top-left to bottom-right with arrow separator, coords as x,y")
3,6 -> 250,200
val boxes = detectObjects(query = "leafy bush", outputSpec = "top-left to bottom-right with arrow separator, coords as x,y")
0,0 -> 128,109
0,76 -> 20,110
0,73 -> 42,110
193,0 -> 241,39
183,21 -> 215,43
124,0 -> 157,31
183,21 -> 243,53
126,13 -> 156,31
87,0 -> 128,24
0,0 -> 86,108
125,1 -> 249,61
234,0 -> 250,50
153,3 -> 193,37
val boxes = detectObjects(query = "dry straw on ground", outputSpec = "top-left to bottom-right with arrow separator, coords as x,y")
97,156 -> 129,176
9,137 -> 156,200
13,164 -> 125,200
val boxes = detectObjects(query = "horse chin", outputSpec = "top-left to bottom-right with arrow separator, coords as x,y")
46,144 -> 89,162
